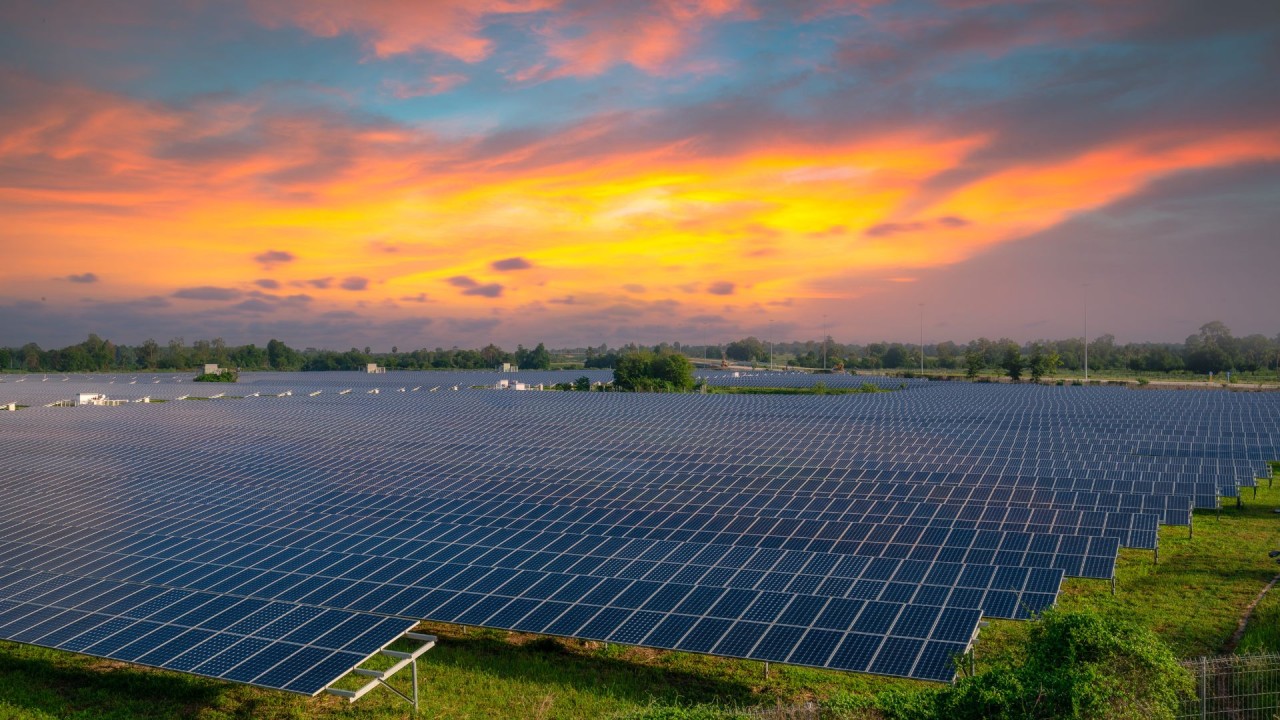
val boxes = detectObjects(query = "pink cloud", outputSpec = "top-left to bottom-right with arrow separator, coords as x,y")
530,0 -> 753,79
250,1 -> 558,62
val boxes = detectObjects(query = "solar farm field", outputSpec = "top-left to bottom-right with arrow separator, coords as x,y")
0,372 -> 1277,718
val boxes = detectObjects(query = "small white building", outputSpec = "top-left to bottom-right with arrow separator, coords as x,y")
498,362 -> 519,372
494,379 -> 510,389
366,363 -> 386,374
203,363 -> 220,375
77,392 -> 126,407
3,402 -> 15,412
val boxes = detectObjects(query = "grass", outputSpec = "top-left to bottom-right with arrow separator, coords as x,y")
1,470 -> 1277,719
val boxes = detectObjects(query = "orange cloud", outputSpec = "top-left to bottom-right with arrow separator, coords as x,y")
249,0 -> 558,62
527,0 -> 753,79
4,68 -> 1279,336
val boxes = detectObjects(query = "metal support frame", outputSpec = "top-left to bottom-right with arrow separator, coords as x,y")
326,631 -> 436,711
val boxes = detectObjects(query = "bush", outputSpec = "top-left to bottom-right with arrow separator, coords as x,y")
822,609 -> 1193,720
193,369 -> 238,382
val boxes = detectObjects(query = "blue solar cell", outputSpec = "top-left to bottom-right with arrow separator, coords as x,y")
193,637 -> 272,677
222,642 -> 300,683
829,632 -> 883,672
676,617 -> 733,653
870,636 -> 923,677
642,613 -> 698,648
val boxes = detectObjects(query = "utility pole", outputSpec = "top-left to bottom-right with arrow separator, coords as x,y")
1083,283 -> 1089,381
919,303 -> 925,375
822,314 -> 828,370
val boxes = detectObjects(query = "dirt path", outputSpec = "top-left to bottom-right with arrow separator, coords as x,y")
1223,571 -> 1280,654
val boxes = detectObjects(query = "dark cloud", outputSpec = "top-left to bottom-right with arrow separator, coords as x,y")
707,281 -> 736,296
462,283 -> 504,298
866,217 -> 972,237
253,249 -> 295,267
490,257 -> 533,271
340,276 -> 369,291
301,277 -> 332,289
172,286 -> 240,301
230,299 -> 273,313
865,221 -> 926,238
66,272 -> 98,284
254,278 -> 280,289
399,293 -> 429,303
444,275 -> 503,297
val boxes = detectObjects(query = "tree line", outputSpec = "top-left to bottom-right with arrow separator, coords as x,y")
0,336 -> 555,373
716,321 -> 1279,375
4,321 -> 1274,376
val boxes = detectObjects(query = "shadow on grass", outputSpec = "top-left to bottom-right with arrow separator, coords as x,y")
418,629 -> 766,709
0,641 -> 252,720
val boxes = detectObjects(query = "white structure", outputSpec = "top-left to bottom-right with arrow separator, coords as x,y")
366,363 -> 386,374
494,379 -> 510,389
78,392 -> 126,407
3,403 -> 15,412
498,362 -> 519,372
203,363 -> 220,375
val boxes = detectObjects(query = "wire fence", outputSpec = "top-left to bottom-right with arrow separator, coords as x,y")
1180,653 -> 1280,720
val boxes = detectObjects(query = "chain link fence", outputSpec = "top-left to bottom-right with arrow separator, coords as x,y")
1180,653 -> 1280,720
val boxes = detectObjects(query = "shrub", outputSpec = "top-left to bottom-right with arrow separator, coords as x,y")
937,609 -> 1194,720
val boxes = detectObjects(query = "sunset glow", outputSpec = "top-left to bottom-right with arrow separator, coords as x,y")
2,1 -> 1278,348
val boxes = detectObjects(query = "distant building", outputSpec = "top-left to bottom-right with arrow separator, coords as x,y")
498,363 -> 519,372
366,363 -> 386,374
3,403 -> 15,412
77,392 -> 125,407
203,363 -> 220,375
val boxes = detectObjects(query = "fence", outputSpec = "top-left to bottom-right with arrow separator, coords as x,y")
1181,653 -> 1280,720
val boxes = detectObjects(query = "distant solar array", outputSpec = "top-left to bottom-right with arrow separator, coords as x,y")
0,371 -> 1276,692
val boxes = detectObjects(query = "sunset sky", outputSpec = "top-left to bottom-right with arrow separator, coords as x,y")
1,0 -> 1278,350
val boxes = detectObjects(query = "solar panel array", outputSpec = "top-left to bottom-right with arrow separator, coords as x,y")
1,371 -> 1277,689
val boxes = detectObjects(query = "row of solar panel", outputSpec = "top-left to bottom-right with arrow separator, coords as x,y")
0,566 -> 412,695
0,518 -> 1065,621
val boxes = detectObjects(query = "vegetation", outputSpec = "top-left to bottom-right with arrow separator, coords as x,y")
682,322 -> 1280,378
2,336 -> 558,374
192,369 -> 238,383
6,321 -> 1278,379
613,350 -> 696,392
705,383 -> 891,395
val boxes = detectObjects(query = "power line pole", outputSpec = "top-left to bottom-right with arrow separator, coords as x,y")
822,314 -> 828,370
919,303 -> 925,375
1083,283 -> 1089,381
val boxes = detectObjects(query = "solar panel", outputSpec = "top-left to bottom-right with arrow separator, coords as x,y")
1,373 -> 1276,688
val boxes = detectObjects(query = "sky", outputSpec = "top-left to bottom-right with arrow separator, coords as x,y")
1,0 -> 1278,351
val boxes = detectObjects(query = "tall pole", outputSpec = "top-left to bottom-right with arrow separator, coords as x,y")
919,303 -> 925,375
1083,283 -> 1089,381
822,314 -> 828,370
769,321 -> 775,371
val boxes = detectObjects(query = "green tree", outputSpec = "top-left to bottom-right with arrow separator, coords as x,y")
573,376 -> 591,391
724,337 -> 766,362
528,342 -> 552,370
141,339 -> 160,370
1028,344 -> 1046,382
964,350 -> 984,379
613,350 -> 695,392
1002,344 -> 1024,381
